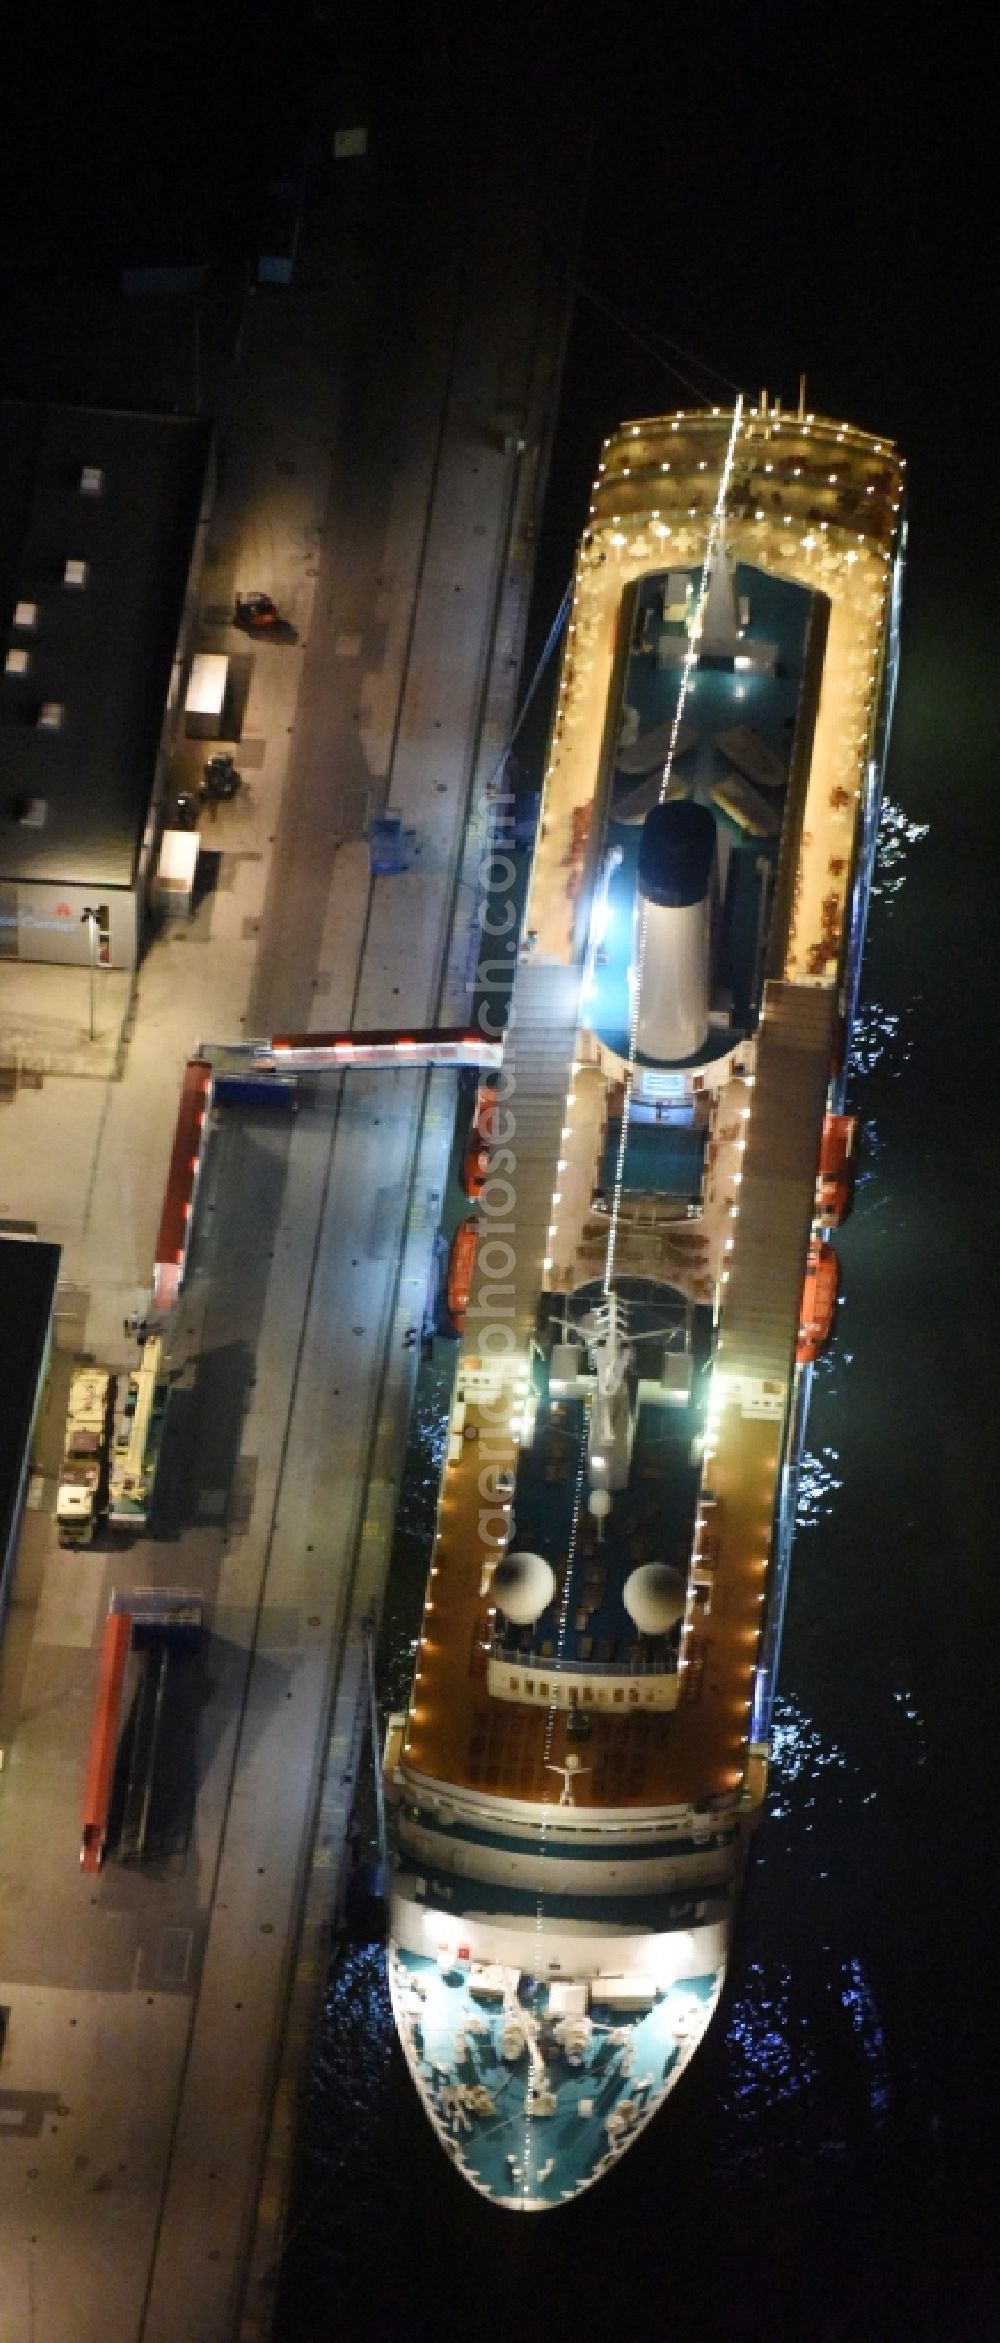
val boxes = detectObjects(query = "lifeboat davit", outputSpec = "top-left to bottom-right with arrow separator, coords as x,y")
447,1218 -> 479,1332
473,1083 -> 499,1144
460,1084 -> 499,1198
461,1139 -> 490,1199
815,1113 -> 858,1226
796,1238 -> 839,1363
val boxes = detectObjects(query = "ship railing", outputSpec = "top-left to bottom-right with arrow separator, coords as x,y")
490,1638 -> 678,1680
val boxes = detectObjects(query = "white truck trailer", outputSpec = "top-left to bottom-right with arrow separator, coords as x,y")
55,1366 -> 114,1547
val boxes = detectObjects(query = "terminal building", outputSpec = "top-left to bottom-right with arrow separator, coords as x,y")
0,401 -> 213,970
0,1235 -> 60,1622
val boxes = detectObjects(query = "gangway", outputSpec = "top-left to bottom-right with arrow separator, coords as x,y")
146,1028 -> 504,1348
198,1025 -> 504,1076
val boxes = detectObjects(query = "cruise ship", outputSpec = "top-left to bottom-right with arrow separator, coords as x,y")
384,397 -> 905,2208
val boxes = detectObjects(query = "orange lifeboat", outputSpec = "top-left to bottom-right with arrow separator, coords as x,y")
815,1112 -> 857,1225
447,1218 -> 479,1332
796,1238 -> 839,1363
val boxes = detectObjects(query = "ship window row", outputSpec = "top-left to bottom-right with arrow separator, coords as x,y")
509,1676 -> 647,1706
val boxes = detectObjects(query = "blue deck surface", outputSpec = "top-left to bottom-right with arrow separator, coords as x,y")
600,1111 -> 705,1200
393,1948 -> 721,2206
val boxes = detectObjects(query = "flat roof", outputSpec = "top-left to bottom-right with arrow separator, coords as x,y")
0,1234 -> 60,1591
0,401 -> 211,889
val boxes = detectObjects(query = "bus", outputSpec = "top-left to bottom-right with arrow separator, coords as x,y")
108,1336 -> 169,1531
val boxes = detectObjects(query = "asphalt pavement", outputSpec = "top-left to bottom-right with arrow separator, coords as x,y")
0,90 -> 585,2343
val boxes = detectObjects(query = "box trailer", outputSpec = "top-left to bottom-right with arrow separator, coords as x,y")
152,827 -> 200,917
184,652 -> 229,740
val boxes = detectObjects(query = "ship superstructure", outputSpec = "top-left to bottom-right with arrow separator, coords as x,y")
386,398 -> 905,2207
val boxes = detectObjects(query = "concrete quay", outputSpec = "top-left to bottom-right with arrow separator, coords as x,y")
0,92 -> 585,2343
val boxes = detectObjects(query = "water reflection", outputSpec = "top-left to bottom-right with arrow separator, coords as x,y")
721,1947 -> 892,2167
848,997 -> 910,1081
308,1945 -> 394,2173
891,1682 -> 929,1769
856,1112 -> 882,1184
795,1444 -> 844,1529
725,1961 -> 819,2111
872,795 -> 929,910
719,1689 -> 894,2168
767,1692 -> 850,1822
840,1955 -> 892,2121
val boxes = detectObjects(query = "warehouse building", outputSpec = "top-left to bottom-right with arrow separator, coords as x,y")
0,1234 -> 60,1623
0,401 -> 213,969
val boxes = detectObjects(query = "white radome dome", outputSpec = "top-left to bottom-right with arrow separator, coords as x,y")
623,1562 -> 686,1636
492,1550 -> 556,1626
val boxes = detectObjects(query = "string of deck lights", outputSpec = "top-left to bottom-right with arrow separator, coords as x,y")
535,406 -> 897,1707
534,407 -> 752,1800
524,1428 -> 592,2199
602,395 -> 745,1301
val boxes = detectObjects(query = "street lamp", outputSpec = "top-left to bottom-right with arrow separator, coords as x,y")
80,907 -> 99,1043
